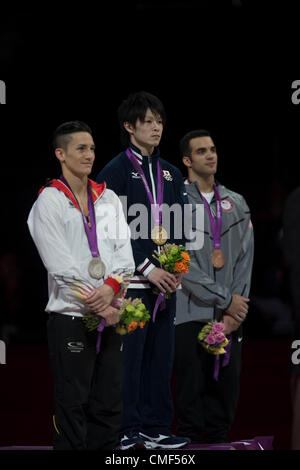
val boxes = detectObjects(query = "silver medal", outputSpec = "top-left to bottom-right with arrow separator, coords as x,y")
88,257 -> 106,279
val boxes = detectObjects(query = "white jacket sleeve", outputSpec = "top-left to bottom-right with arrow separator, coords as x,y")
105,191 -> 135,291
27,189 -> 95,300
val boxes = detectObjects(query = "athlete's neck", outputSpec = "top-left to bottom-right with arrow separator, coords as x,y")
189,173 -> 215,193
62,168 -> 88,200
130,138 -> 154,157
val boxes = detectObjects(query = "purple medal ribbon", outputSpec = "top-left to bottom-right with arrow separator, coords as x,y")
199,183 -> 222,251
125,148 -> 164,228
60,176 -> 105,352
126,148 -> 166,321
213,334 -> 232,381
152,292 -> 166,322
60,175 -> 100,258
96,318 -> 106,354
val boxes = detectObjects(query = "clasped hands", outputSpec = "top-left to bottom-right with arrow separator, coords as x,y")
83,268 -> 182,326
147,267 -> 182,294
84,284 -> 119,326
223,294 -> 249,334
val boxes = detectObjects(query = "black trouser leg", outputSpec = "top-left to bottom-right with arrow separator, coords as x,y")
121,289 -> 176,435
174,321 -> 242,443
203,328 -> 242,443
47,314 -> 123,450
86,326 -> 123,450
174,322 -> 205,442
47,314 -> 97,450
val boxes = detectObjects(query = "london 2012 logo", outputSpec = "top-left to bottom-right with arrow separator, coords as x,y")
0,80 -> 6,104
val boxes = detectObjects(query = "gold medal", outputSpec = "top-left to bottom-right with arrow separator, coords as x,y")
151,225 -> 168,246
211,249 -> 225,269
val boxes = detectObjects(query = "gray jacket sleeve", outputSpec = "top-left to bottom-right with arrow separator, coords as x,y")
230,198 -> 254,297
181,250 -> 232,310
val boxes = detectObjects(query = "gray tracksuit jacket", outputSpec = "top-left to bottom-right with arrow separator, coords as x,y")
175,181 -> 254,325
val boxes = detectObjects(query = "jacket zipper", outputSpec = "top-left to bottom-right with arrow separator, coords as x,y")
148,156 -> 157,204
211,196 -> 217,320
148,156 -> 160,254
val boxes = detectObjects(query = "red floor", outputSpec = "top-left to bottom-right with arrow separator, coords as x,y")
0,338 -> 293,449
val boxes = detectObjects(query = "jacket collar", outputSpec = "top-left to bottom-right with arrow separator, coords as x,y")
38,178 -> 106,211
185,179 -> 230,201
129,142 -> 160,165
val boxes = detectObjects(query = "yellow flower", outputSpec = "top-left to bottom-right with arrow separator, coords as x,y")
116,325 -> 127,335
159,254 -> 168,264
218,348 -> 227,354
221,338 -> 229,348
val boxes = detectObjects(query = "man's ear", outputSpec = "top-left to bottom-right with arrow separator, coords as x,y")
182,155 -> 192,168
55,148 -> 65,164
123,121 -> 135,136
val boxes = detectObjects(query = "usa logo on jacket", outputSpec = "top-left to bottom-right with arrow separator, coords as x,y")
221,199 -> 233,211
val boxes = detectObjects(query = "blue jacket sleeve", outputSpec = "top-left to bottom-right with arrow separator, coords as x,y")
96,158 -> 154,273
96,158 -> 126,195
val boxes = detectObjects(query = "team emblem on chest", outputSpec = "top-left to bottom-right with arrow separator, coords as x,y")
163,170 -> 173,181
221,199 -> 233,211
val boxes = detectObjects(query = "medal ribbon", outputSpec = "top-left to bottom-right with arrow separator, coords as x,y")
60,175 -> 100,258
96,318 -> 106,354
126,148 -> 167,321
213,334 -> 232,381
152,292 -> 166,322
125,148 -> 164,227
198,183 -> 222,250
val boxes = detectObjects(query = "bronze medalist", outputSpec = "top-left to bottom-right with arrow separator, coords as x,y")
211,248 -> 225,269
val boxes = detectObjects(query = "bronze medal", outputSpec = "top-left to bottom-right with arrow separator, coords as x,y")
211,249 -> 225,269
151,225 -> 168,246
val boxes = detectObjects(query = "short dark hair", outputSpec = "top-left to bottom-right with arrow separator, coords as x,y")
52,120 -> 92,151
180,129 -> 211,158
118,91 -> 166,147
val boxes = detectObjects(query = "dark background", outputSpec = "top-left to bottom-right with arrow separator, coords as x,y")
0,1 -> 298,343
0,1 -> 299,449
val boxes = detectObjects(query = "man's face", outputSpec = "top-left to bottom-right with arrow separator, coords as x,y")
184,136 -> 217,177
56,132 -> 95,177
126,108 -> 163,149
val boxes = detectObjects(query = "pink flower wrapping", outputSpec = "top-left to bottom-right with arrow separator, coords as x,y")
211,322 -> 225,333
215,332 -> 226,343
206,334 -> 217,345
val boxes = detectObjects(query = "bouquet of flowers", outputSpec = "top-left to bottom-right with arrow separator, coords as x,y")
83,298 -> 150,335
152,243 -> 190,275
197,321 -> 229,354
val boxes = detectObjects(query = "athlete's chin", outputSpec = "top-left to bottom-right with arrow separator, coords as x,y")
74,168 -> 93,179
204,169 -> 217,176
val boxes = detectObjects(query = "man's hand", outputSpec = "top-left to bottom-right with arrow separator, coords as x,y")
175,273 -> 183,288
98,306 -> 120,327
84,284 -> 115,312
222,315 -> 241,335
147,267 -> 178,293
225,294 -> 249,322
